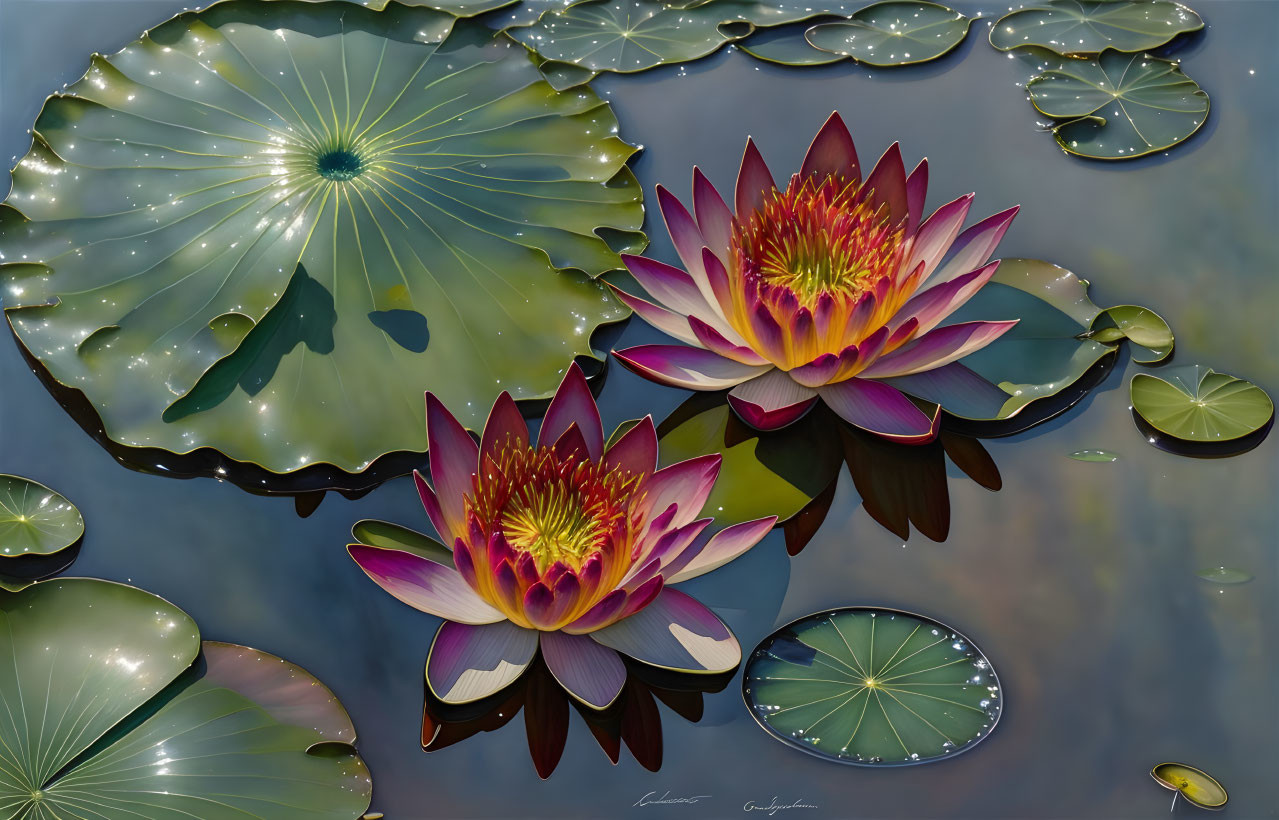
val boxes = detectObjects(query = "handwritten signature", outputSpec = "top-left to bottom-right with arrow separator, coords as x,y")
743,797 -> 819,815
634,791 -> 712,807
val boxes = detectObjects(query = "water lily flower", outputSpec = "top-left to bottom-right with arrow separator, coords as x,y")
349,365 -> 775,711
612,113 -> 1019,443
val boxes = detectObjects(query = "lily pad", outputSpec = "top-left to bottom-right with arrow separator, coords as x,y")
508,0 -> 865,73
656,393 -> 843,529
1151,762 -> 1228,810
1067,449 -> 1119,462
744,608 -> 1001,765
890,258 -> 1160,432
1026,50 -> 1210,160
989,0 -> 1203,55
1131,366 -> 1274,443
738,21 -> 844,66
489,0 -> 594,29
0,474 -> 83,557
1196,567 -> 1253,585
805,1 -> 971,66
1,1 -> 642,482
0,578 -> 372,818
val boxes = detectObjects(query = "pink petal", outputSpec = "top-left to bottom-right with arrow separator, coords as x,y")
800,112 -> 859,183
626,519 -> 713,587
612,345 -> 771,391
747,301 -> 788,363
689,316 -> 769,365
605,415 -> 658,477
540,631 -> 627,710
667,516 -> 779,583
727,370 -> 819,430
735,138 -> 776,217
881,362 -> 1011,420
819,378 -> 941,442
904,158 -> 928,235
930,205 -> 1019,287
413,470 -> 451,545
790,344 -> 859,388
657,185 -> 710,286
426,393 -> 479,542
348,545 -> 503,624
643,454 -> 722,529
609,286 -> 700,347
621,254 -> 719,327
563,588 -> 627,634
692,167 -> 734,257
892,261 -> 1001,336
427,621 -> 537,704
907,193 -> 973,281
552,423 -> 590,462
859,320 -> 1018,378
590,589 -> 740,673
539,362 -> 604,459
700,247 -> 737,320
861,142 -> 907,227
481,391 -> 528,463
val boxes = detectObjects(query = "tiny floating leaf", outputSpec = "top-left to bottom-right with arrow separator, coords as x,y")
1067,449 -> 1119,462
1131,366 -> 1274,443
1195,567 -> 1253,585
743,608 -> 1001,766
989,0 -> 1203,55
0,475 -> 84,557
1026,50 -> 1209,160
1151,762 -> 1228,810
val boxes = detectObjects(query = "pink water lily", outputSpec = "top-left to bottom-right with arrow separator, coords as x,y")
612,113 -> 1019,443
349,364 -> 775,710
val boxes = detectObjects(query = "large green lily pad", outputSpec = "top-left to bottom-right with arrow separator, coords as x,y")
744,608 -> 1001,765
507,0 -> 864,73
0,475 -> 83,557
0,578 -> 371,818
989,0 -> 1203,55
805,1 -> 971,67
885,258 -> 1168,430
1026,50 -> 1210,160
1,0 -> 641,481
1131,366 -> 1274,443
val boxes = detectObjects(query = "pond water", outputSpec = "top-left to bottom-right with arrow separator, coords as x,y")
0,1 -> 1275,817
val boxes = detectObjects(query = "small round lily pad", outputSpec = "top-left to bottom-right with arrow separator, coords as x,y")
1067,449 -> 1118,462
805,1 -> 971,67
989,0 -> 1203,55
744,607 -> 1000,766
1131,366 -> 1274,443
1027,50 -> 1209,160
1195,567 -> 1253,585
0,475 -> 84,557
1151,762 -> 1228,810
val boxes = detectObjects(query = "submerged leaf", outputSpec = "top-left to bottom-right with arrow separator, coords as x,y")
989,0 -> 1202,55
744,608 -> 1001,765
1131,366 -> 1274,443
1027,50 -> 1209,160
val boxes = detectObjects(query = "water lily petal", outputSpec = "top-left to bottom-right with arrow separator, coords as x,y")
627,519 -> 712,587
621,254 -> 721,328
862,142 -> 907,227
689,316 -> 770,365
539,362 -> 604,459
426,392 -> 479,542
727,369 -> 819,430
748,300 -> 789,363
643,454 -> 722,529
605,415 -> 658,477
893,260 -> 1001,336
657,185 -> 712,291
908,193 -> 973,280
552,423 -> 591,463
736,138 -> 776,216
607,284 -> 702,346
881,362 -> 1011,420
563,588 -> 627,634
800,112 -> 859,184
860,320 -> 1018,378
413,470 -> 450,546
692,167 -> 734,258
540,631 -> 627,710
929,205 -> 1019,287
591,588 -> 740,674
700,247 -> 738,321
667,516 -> 779,584
613,345 -> 771,390
904,158 -> 928,235
480,391 -> 529,464
427,620 -> 538,705
348,544 -> 504,624
819,378 -> 941,442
